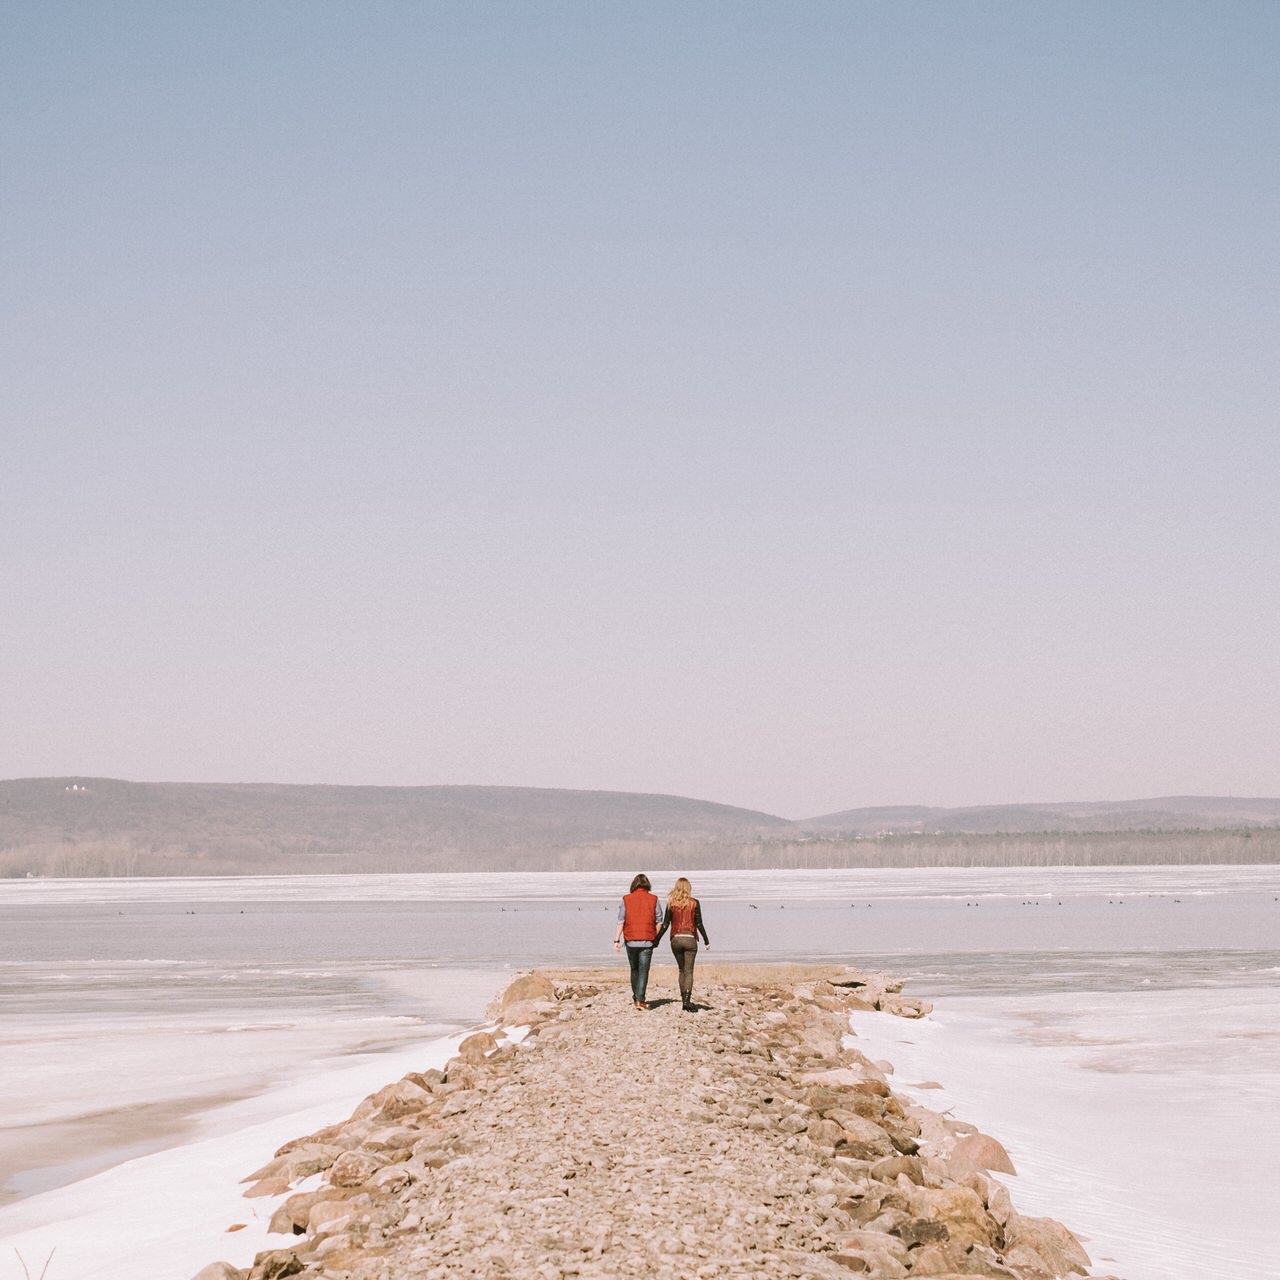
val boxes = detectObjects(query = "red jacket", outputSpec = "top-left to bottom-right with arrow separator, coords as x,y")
622,889 -> 659,942
669,899 -> 698,936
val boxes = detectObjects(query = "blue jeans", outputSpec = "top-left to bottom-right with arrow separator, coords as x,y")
625,943 -> 654,1002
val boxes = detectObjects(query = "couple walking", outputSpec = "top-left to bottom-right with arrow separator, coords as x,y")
613,873 -> 710,1011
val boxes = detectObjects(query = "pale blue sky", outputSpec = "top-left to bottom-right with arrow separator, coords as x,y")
3,3 -> 1277,817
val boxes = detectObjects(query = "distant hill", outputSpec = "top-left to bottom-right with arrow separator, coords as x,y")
1,779 -> 1277,876
802,796 -> 1280,834
0,777 -> 788,876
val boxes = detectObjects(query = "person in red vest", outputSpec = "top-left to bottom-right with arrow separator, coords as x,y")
613,872 -> 663,1009
654,876 -> 710,1011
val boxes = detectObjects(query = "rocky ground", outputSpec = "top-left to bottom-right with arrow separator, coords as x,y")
195,965 -> 1117,1280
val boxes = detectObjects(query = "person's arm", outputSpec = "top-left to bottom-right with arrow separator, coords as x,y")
614,901 -> 625,951
654,904 -> 672,946
694,901 -> 709,946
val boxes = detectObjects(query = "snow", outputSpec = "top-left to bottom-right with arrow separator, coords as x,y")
3,867 -> 1276,1280
7,865 -> 1278,905
0,1031 -> 468,1280
848,986 -> 1280,1280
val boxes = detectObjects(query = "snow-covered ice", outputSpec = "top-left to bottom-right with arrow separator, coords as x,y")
849,985 -> 1280,1280
0,1030 -> 471,1280
1,866 -> 1276,1280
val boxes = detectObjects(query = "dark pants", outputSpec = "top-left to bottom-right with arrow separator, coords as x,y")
671,935 -> 698,1002
625,943 -> 654,1002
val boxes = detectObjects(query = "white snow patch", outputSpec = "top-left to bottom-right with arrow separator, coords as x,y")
848,988 -> 1280,1280
0,1030 -> 469,1280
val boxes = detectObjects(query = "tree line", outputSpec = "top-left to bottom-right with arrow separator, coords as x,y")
3,827 -> 1277,878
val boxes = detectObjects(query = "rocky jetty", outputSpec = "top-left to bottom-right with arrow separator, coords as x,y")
194,965 -> 1117,1280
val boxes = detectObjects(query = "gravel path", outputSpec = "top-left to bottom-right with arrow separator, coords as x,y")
209,968 -> 1104,1280
392,980 -> 857,1279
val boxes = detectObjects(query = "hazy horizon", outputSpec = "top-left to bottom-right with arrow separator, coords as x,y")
4,4 -> 1278,817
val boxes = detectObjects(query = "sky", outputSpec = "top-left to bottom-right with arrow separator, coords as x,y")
2,2 -> 1277,819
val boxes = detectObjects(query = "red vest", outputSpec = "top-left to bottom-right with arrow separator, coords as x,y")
670,899 -> 698,936
622,889 -> 658,941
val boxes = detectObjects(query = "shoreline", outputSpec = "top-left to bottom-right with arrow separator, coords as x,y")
0,962 -> 511,1216
194,963 -> 1118,1280
0,1027 -> 482,1280
0,1088 -> 251,1208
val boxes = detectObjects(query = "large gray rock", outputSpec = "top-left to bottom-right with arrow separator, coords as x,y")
1005,1213 -> 1092,1275
870,1154 -> 926,1185
950,1131 -> 1017,1177
361,1122 -> 420,1151
267,1189 -> 327,1235
893,1217 -> 950,1247
328,1149 -> 386,1187
370,1162 -> 415,1191
498,997 -> 558,1026
807,1117 -> 844,1148
984,1178 -> 1016,1227
798,1066 -> 876,1089
241,1155 -> 288,1183
457,1030 -> 499,1061
308,1198 -> 360,1235
833,1113 -> 896,1160
241,1176 -> 290,1199
907,1241 -> 1019,1276
248,1249 -> 306,1280
906,1184 -> 999,1249
498,973 -> 556,1013
832,1228 -> 910,1276
352,1078 -> 432,1123
878,993 -> 932,1018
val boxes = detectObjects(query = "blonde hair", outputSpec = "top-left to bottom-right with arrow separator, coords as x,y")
667,877 -> 692,909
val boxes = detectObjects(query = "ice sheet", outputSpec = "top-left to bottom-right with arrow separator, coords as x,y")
3,868 -> 1276,1280
0,1030 -> 469,1280
4,865 -> 1278,905
848,987 -> 1280,1280
0,963 -> 506,1206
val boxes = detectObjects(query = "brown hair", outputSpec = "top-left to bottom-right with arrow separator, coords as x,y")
629,873 -> 651,892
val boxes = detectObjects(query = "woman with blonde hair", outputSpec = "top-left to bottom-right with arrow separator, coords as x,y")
654,877 -> 710,1011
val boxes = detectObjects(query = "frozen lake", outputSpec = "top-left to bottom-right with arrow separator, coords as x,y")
1,866 -> 1277,1279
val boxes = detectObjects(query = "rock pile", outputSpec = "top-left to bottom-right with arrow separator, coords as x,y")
195,967 -> 1117,1280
